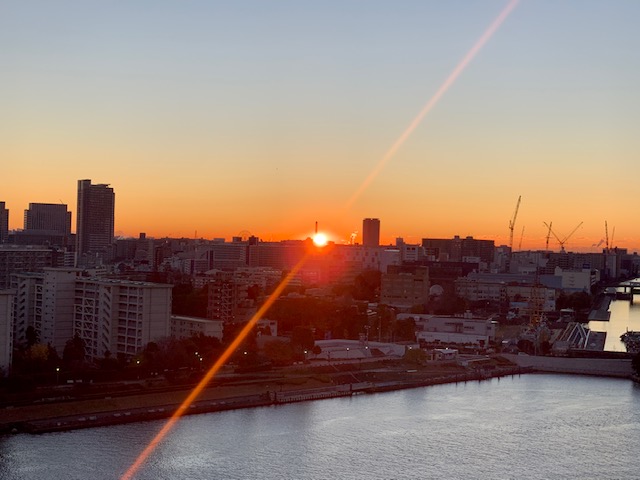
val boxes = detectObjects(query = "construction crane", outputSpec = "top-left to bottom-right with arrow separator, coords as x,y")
508,195 -> 521,251
518,226 -> 525,251
605,221 -> 609,252
544,221 -> 584,252
610,226 -> 616,250
545,221 -> 553,251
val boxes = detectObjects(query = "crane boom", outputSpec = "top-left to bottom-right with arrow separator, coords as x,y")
518,225 -> 525,250
544,221 -> 583,252
508,195 -> 521,249
610,226 -> 615,249
605,221 -> 609,252
544,221 -> 553,251
561,221 -> 583,245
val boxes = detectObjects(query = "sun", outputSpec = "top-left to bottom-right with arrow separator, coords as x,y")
313,232 -> 328,247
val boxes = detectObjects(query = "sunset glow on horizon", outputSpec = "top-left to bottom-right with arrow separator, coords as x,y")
2,1 -> 639,254
2,1 -> 638,477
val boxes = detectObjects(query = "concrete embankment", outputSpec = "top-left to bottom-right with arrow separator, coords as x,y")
502,354 -> 633,377
9,367 -> 529,435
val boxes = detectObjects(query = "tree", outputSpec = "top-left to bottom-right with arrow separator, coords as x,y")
25,325 -> 40,348
394,318 -> 417,342
263,339 -> 293,366
63,334 -> 86,367
353,270 -> 381,301
291,326 -> 315,353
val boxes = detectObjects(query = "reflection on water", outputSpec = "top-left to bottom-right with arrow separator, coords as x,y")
1,374 -> 639,480
589,280 -> 640,351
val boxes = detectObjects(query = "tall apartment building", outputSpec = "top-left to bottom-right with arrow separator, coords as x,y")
0,202 -> 8,244
11,269 -> 172,360
76,179 -> 115,267
74,278 -> 171,359
363,218 -> 380,247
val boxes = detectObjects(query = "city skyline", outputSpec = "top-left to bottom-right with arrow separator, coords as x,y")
2,1 -> 639,251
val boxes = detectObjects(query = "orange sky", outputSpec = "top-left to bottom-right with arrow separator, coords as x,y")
2,2 -> 639,253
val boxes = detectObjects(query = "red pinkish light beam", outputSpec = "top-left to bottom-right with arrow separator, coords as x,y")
121,256 -> 308,480
345,0 -> 519,209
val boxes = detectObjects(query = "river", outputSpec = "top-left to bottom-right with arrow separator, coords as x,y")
589,280 -> 640,352
1,374 -> 639,479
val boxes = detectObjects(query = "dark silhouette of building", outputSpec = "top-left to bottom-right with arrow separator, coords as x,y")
76,179 -> 115,267
24,203 -> 71,235
422,235 -> 494,264
0,202 -> 8,244
363,218 -> 380,247
12,203 -> 74,247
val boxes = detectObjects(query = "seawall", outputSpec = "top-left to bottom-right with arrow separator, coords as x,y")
501,354 -> 633,377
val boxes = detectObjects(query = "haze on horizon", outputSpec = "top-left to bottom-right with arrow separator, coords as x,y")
2,1 -> 639,252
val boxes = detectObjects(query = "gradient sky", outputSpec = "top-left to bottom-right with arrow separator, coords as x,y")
2,1 -> 639,252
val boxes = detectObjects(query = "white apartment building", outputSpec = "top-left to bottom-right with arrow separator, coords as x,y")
75,278 -> 171,359
11,268 -> 172,361
11,273 -> 44,347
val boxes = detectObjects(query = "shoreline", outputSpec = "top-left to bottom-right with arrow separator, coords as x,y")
3,366 -> 530,435
4,354 -> 637,436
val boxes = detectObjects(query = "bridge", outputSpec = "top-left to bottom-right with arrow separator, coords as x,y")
617,281 -> 640,305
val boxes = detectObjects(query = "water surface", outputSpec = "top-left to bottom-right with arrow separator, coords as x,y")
1,374 -> 639,479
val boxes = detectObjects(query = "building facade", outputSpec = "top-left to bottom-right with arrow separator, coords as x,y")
0,202 -> 8,244
171,315 -> 223,340
363,218 -> 380,247
0,245 -> 56,289
380,265 -> 430,308
10,268 -> 172,361
24,203 -> 72,236
403,312 -> 497,347
74,278 -> 172,359
76,179 -> 115,267
0,290 -> 13,374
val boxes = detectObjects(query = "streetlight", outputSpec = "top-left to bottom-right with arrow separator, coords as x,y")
56,366 -> 60,384
346,347 -> 350,360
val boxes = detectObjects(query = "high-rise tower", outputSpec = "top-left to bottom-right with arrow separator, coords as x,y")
362,218 -> 380,247
0,202 -> 8,244
76,179 -> 115,267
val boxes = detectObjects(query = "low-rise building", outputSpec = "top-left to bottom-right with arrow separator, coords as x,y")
171,315 -> 223,340
402,312 -> 496,347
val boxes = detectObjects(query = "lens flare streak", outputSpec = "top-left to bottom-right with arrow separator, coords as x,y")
346,0 -> 519,209
120,257 -> 308,480
122,2 -> 519,477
